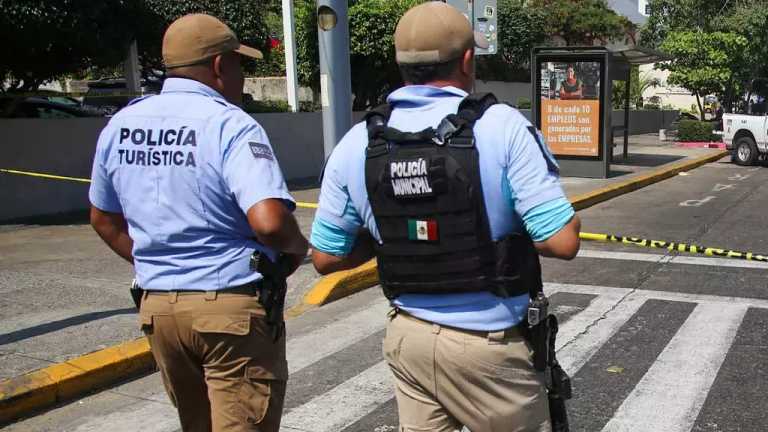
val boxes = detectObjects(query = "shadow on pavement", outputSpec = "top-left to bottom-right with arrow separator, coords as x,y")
0,210 -> 89,227
608,169 -> 634,178
0,307 -> 136,346
613,153 -> 685,168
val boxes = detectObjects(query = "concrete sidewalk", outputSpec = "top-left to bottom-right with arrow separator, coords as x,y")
0,134 -> 722,382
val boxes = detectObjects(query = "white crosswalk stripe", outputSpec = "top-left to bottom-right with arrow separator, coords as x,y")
554,289 -> 646,374
601,303 -> 747,432
63,282 -> 767,432
281,361 -> 392,432
286,298 -> 390,374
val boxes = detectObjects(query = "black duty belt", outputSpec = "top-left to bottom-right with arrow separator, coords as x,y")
143,281 -> 261,297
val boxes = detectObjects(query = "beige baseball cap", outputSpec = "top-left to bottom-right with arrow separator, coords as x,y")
394,2 -> 489,65
162,13 -> 263,69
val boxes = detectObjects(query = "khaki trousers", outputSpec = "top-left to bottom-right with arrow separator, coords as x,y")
139,290 -> 287,432
383,310 -> 551,432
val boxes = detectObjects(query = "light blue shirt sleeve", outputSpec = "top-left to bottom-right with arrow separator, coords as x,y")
88,126 -> 123,213
506,124 -> 567,217
311,217 -> 357,256
221,112 -> 295,213
522,197 -> 575,242
314,143 -> 365,233
311,136 -> 366,255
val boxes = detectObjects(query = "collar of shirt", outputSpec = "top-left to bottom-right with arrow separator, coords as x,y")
386,85 -> 468,109
161,77 -> 226,100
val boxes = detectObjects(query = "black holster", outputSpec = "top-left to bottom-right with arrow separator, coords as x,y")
130,279 -> 143,311
527,290 -> 572,431
251,251 -> 290,342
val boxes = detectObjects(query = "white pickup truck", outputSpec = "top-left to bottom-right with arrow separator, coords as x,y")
723,113 -> 768,165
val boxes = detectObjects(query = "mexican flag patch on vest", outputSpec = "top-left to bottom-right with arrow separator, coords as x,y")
408,219 -> 438,241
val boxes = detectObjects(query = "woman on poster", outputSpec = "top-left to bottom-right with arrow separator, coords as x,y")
559,65 -> 583,99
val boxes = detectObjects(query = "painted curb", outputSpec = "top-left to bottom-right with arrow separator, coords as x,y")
304,259 -> 378,305
0,337 -> 152,424
303,149 -> 729,306
0,149 -> 728,424
568,150 -> 728,211
0,299 -> 318,424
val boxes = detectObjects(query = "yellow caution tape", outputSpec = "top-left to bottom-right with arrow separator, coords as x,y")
580,232 -> 768,263
8,167 -> 760,263
1,168 -> 320,209
0,168 -> 91,183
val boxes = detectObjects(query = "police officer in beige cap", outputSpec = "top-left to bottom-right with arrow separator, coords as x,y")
89,13 -> 308,432
310,2 -> 580,431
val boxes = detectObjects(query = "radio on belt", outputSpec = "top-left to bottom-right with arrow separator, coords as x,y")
443,0 -> 498,55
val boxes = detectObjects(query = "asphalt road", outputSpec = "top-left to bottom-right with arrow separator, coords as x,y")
8,156 -> 768,432
0,137 -> 715,381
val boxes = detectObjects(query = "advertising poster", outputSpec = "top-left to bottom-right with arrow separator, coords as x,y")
539,61 -> 601,157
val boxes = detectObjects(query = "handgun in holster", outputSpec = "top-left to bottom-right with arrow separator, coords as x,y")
250,251 -> 290,342
516,237 -> 572,432
130,279 -> 143,310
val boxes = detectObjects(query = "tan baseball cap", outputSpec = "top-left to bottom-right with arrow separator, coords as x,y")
162,13 -> 263,69
394,2 -> 489,65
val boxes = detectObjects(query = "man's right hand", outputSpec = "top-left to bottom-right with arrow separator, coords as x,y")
247,198 -> 309,257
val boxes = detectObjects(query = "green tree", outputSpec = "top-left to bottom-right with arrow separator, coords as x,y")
532,0 -> 633,45
612,68 -> 660,109
294,0 -> 632,106
0,0 -> 146,92
295,0 -> 423,110
348,0 -> 424,109
658,31 -> 747,120
0,0 -> 276,92
717,2 -> 768,109
640,0 -> 768,111
639,0 -> 731,49
479,0 -> 631,82
134,1 -> 275,73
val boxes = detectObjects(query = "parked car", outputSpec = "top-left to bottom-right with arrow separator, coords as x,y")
722,79 -> 768,165
0,96 -> 102,118
723,112 -> 767,165
83,73 -> 164,115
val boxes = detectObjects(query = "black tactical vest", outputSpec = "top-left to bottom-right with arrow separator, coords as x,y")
364,93 -> 542,300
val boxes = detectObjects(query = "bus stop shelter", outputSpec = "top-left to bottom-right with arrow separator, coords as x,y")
531,46 -> 669,178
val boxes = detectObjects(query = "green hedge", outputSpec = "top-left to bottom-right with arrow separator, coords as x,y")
242,99 -> 321,113
678,120 -> 715,142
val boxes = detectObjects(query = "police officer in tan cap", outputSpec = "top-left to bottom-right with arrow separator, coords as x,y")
89,13 -> 308,432
310,2 -> 580,431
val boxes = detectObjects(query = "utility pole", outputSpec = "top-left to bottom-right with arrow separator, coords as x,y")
124,40 -> 141,95
282,0 -> 300,112
316,0 -> 352,159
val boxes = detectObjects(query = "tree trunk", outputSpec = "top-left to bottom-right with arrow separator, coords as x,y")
695,93 -> 704,121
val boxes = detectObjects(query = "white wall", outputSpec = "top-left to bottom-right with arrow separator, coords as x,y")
243,77 -> 315,102
474,81 -> 532,105
640,64 -> 697,111
638,0 -> 650,16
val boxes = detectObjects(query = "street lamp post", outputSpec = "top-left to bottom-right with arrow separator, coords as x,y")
317,0 -> 352,160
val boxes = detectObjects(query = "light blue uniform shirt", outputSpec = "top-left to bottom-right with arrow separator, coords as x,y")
89,78 -> 294,290
311,85 -> 574,331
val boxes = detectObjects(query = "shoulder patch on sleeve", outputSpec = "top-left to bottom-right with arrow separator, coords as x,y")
527,126 -> 560,174
248,141 -> 274,161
